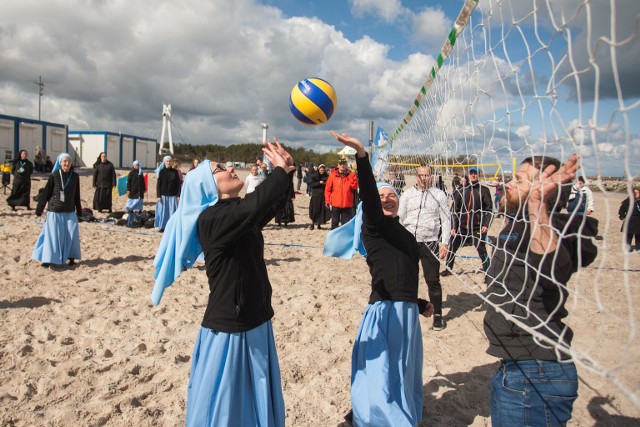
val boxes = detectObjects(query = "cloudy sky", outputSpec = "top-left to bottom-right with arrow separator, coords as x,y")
1,0 -> 639,176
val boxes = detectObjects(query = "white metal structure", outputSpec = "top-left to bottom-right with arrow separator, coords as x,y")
261,122 -> 268,143
158,104 -> 174,155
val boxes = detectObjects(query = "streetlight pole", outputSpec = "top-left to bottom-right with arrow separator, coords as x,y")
33,76 -> 44,120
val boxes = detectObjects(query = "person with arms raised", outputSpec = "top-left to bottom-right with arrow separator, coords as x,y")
324,131 -> 433,427
151,139 -> 295,427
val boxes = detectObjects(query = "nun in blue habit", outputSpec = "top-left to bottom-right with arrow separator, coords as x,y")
125,160 -> 146,212
154,155 -> 181,230
324,131 -> 434,427
152,140 -> 295,427
32,153 -> 82,267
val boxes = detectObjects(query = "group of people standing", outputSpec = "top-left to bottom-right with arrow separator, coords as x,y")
148,131 -> 602,427
2,140 -> 634,426
305,159 -> 359,230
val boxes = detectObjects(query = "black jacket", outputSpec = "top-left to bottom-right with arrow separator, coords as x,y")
127,171 -> 146,199
93,161 -> 116,188
452,181 -> 493,231
156,168 -> 181,197
483,213 -> 598,360
36,170 -> 82,216
357,155 -> 426,312
309,170 -> 329,197
619,197 -> 640,234
197,168 -> 293,332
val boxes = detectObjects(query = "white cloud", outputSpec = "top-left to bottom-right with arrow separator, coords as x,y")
0,0 -> 435,154
349,0 -> 404,23
411,7 -> 452,50
515,125 -> 531,139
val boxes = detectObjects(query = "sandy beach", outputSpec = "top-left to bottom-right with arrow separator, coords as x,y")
1,167 -> 639,426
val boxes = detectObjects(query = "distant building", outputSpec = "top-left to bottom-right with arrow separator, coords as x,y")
68,131 -> 157,169
0,113 -> 68,164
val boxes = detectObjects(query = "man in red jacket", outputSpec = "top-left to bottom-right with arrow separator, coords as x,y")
325,159 -> 359,229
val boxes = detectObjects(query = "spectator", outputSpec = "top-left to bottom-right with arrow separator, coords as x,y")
618,187 -> 640,252
189,158 -> 200,172
487,175 -> 505,212
126,160 -> 146,212
92,152 -> 116,213
296,162 -> 303,191
245,165 -> 266,194
6,149 -> 34,211
34,146 -> 46,173
399,165 -> 451,331
567,176 -> 594,215
325,159 -> 359,229
308,164 -> 330,229
154,155 -> 181,231
443,168 -> 493,275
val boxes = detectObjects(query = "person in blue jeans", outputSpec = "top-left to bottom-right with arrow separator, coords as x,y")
483,154 -> 599,426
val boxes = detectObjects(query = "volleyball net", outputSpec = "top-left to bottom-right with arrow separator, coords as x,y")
374,0 -> 640,411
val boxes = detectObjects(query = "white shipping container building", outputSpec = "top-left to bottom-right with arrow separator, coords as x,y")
68,131 -> 157,169
0,113 -> 68,164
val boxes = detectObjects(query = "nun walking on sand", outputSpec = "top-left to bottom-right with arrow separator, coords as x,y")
32,153 -> 82,267
151,139 -> 295,427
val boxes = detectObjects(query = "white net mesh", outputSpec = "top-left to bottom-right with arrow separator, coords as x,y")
378,0 -> 640,411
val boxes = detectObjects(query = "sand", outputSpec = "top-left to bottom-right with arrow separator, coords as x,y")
0,167 -> 639,426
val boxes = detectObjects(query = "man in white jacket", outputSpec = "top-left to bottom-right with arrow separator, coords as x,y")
399,165 -> 451,330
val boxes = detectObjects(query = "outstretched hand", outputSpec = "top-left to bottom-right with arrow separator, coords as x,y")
262,138 -> 295,173
528,153 -> 580,211
329,131 -> 367,157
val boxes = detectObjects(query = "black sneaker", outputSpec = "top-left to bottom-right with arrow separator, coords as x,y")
343,409 -> 353,425
440,270 -> 452,277
433,314 -> 445,331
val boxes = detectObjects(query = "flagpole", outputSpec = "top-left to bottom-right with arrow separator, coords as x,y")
368,121 -> 374,157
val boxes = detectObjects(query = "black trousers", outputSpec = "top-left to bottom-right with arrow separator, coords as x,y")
445,228 -> 490,272
419,241 -> 442,316
626,233 -> 640,251
331,207 -> 353,229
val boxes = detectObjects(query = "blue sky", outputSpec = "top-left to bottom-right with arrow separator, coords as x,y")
0,0 -> 638,176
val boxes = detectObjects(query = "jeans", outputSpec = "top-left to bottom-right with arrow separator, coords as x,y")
491,359 -> 578,427
418,242 -> 442,316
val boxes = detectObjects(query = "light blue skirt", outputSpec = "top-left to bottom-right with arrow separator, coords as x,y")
154,195 -> 178,229
351,301 -> 423,427
125,197 -> 143,212
186,321 -> 285,427
32,212 -> 81,265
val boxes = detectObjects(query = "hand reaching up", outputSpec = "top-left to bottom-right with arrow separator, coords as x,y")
329,131 -> 367,157
262,138 -> 295,173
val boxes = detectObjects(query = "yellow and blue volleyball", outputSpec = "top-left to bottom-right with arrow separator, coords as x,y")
289,78 -> 338,126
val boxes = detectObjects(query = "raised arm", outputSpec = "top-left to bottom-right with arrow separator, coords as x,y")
329,131 -> 381,222
528,154 -> 580,254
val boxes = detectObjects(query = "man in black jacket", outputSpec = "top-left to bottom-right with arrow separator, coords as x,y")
483,154 -> 598,427
443,167 -> 493,275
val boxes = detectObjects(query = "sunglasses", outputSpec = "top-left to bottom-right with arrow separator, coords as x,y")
212,163 -> 226,174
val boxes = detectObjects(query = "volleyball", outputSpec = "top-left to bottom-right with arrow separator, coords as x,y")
289,78 -> 338,126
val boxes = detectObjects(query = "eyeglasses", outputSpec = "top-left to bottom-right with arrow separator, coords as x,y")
212,163 -> 226,174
